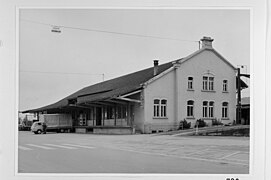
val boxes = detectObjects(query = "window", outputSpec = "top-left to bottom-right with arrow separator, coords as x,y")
222,102 -> 228,118
188,77 -> 193,90
209,101 -> 214,117
202,75 -> 215,91
154,99 -> 160,117
203,101 -> 208,117
161,100 -> 167,117
153,99 -> 167,118
202,101 -> 215,118
203,76 -> 208,90
187,100 -> 194,117
223,80 -> 228,92
209,77 -> 214,90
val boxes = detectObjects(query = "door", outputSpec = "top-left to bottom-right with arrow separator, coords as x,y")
96,107 -> 102,126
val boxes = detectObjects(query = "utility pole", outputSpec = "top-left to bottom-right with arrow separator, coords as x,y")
237,68 -> 242,124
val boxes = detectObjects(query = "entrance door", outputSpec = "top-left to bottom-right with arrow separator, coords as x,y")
96,107 -> 102,126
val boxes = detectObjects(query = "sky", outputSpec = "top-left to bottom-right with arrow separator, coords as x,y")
19,9 -> 250,111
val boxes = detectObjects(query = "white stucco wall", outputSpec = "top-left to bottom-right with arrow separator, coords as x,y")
142,49 -> 236,133
177,50 -> 236,127
143,70 -> 176,133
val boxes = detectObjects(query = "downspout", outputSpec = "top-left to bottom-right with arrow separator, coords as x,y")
173,61 -> 181,130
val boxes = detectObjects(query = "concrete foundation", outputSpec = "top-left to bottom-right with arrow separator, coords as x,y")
93,126 -> 134,135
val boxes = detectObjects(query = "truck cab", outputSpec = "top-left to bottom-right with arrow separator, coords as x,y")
31,122 -> 46,134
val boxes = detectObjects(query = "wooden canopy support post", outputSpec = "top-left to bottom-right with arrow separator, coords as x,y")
93,107 -> 95,126
102,107 -> 104,126
127,103 -> 131,126
114,105 -> 117,126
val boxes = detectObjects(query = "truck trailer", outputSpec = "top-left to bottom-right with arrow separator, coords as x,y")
37,114 -> 73,133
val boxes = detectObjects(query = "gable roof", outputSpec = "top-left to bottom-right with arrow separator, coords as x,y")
22,47 -> 248,113
178,47 -> 236,70
23,61 -> 173,113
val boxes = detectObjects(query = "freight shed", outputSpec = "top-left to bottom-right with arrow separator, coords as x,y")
22,37 -> 248,134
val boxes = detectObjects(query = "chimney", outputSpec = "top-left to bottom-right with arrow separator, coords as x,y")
153,60 -> 159,76
201,36 -> 214,48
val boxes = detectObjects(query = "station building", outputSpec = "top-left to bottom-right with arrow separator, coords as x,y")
23,37 -> 248,134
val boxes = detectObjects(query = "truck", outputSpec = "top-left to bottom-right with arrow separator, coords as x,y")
19,119 -> 34,131
32,114 -> 73,134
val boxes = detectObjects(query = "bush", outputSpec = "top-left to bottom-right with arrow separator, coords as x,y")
212,118 -> 223,126
179,119 -> 191,130
194,119 -> 206,128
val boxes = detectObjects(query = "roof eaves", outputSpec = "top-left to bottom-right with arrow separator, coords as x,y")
211,48 -> 237,70
179,47 -> 237,70
142,65 -> 175,87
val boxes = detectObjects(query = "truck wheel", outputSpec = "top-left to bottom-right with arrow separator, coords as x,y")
37,130 -> 42,134
60,129 -> 64,133
67,129 -> 71,133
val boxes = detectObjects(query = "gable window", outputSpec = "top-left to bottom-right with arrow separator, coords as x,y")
222,102 -> 229,118
223,80 -> 228,92
188,77 -> 193,90
202,75 -> 215,91
153,99 -> 167,118
203,101 -> 208,117
209,77 -> 214,90
187,100 -> 194,117
203,76 -> 208,90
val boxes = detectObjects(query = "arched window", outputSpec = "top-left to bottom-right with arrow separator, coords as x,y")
203,101 -> 208,117
153,99 -> 160,117
153,99 -> 167,118
223,80 -> 228,92
222,102 -> 229,118
188,77 -> 193,90
209,77 -> 214,90
187,100 -> 194,117
209,101 -> 214,117
202,74 -> 215,91
203,76 -> 208,90
161,99 -> 167,117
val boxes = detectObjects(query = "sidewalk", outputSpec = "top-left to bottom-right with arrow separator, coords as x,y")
155,125 -> 250,136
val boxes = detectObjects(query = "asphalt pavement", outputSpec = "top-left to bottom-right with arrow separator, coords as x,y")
18,131 -> 249,174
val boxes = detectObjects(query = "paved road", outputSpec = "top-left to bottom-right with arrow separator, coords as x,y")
18,131 -> 249,174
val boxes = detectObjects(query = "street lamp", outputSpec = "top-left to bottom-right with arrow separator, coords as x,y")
51,26 -> 61,33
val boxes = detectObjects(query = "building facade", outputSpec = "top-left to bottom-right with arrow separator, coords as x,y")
23,37 -> 246,134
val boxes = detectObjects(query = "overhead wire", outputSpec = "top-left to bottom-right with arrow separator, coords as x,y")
20,70 -> 104,76
20,18 -> 199,80
20,18 -> 199,43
